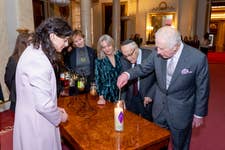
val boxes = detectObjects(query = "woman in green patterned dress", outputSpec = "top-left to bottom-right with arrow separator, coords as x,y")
95,34 -> 122,104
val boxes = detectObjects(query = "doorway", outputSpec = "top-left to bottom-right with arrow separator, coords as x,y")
209,1 -> 225,52
102,2 -> 127,42
32,0 -> 46,28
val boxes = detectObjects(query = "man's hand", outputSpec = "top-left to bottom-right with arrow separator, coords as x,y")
192,116 -> 204,128
144,97 -> 153,107
117,72 -> 129,89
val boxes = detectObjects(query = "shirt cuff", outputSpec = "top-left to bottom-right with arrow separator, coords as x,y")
194,114 -> 203,118
124,72 -> 130,79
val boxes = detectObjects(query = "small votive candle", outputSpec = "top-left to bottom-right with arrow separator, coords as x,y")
77,80 -> 85,91
114,100 -> 124,131
90,89 -> 97,96
90,83 -> 97,96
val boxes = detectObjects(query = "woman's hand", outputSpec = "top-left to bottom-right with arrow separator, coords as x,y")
97,95 -> 106,105
59,107 -> 68,123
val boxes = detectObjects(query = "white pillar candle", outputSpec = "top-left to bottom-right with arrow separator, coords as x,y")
114,102 -> 124,131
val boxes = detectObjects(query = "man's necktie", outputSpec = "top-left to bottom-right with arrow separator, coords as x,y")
166,57 -> 175,89
133,63 -> 138,96
167,57 -> 175,76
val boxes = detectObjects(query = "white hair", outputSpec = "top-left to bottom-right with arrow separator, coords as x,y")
155,26 -> 181,49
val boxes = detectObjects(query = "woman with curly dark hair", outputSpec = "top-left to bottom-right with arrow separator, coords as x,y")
13,17 -> 72,150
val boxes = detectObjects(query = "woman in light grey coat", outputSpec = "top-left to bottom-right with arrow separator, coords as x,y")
13,17 -> 72,150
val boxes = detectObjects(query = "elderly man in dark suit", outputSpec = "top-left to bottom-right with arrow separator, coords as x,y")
117,26 -> 209,150
120,40 -> 155,121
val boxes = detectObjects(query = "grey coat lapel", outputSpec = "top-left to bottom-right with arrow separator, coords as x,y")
156,56 -> 167,89
169,45 -> 189,88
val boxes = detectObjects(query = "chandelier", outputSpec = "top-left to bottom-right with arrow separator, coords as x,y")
50,0 -> 70,7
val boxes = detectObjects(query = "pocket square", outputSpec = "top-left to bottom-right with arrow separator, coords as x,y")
181,68 -> 192,75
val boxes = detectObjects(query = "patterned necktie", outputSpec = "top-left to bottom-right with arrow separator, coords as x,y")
167,57 -> 175,76
133,63 -> 138,96
166,57 -> 175,88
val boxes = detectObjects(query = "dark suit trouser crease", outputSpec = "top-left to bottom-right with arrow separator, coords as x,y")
154,105 -> 192,150
126,92 -> 152,121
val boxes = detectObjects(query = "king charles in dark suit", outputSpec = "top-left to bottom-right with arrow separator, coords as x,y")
120,40 -> 155,121
117,26 -> 209,150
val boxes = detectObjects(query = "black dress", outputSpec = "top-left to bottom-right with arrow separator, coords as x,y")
0,83 -> 4,101
4,56 -> 17,110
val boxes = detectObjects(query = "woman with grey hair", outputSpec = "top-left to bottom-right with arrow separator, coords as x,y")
95,34 -> 122,104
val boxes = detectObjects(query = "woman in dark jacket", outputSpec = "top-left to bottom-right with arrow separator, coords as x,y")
69,30 -> 96,95
4,32 -> 32,111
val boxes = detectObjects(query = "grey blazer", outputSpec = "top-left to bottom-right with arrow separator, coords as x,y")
120,49 -> 156,104
126,44 -> 209,129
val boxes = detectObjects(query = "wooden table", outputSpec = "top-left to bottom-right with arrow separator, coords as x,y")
58,94 -> 170,150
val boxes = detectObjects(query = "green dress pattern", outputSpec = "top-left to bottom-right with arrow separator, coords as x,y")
95,52 -> 122,102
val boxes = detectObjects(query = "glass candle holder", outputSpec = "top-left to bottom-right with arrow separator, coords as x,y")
90,82 -> 97,96
77,76 -> 86,91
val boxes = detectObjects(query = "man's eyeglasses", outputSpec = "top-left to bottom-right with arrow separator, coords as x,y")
123,48 -> 136,59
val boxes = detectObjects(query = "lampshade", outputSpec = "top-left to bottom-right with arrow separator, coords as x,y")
50,0 -> 70,7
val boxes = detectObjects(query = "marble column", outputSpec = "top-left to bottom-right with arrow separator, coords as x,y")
80,0 -> 92,46
112,0 -> 120,50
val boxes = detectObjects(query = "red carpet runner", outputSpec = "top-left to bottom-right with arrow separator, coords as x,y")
207,52 -> 225,64
190,64 -> 225,150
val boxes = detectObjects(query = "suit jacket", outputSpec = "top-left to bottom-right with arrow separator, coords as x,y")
120,49 -> 156,105
4,56 -> 17,109
14,45 -> 62,150
127,44 -> 209,129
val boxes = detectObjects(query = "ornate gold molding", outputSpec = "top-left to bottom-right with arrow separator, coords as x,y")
16,28 -> 29,34
152,1 -> 175,12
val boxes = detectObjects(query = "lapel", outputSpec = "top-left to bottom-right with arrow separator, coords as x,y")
86,46 -> 92,60
156,55 -> 167,90
169,45 -> 189,88
125,60 -> 132,70
139,50 -> 145,89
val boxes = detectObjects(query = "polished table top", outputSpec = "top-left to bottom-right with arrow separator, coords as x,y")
58,94 -> 170,150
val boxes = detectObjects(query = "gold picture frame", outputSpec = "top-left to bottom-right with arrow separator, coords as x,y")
146,12 -> 175,43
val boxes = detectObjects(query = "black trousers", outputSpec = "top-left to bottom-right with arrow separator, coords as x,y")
126,92 -> 152,121
154,106 -> 192,150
